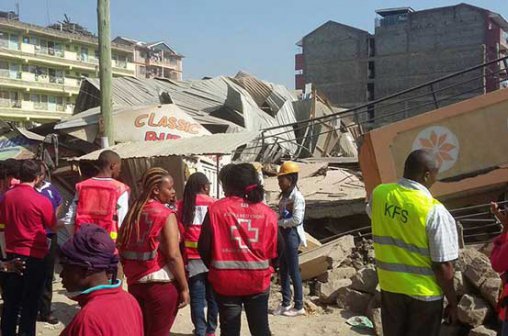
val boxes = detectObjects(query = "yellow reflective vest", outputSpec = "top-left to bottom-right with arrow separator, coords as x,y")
371,183 -> 442,298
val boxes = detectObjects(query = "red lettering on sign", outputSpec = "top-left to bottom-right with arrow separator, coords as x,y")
144,131 -> 182,141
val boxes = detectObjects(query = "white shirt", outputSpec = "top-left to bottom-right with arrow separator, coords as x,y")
366,178 -> 459,263
278,188 -> 307,247
62,177 -> 129,230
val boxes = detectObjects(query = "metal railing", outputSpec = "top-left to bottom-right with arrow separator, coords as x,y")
255,55 -> 508,159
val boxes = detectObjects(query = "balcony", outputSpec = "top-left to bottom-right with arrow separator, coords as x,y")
0,100 -> 73,121
1,43 -> 135,75
0,72 -> 81,95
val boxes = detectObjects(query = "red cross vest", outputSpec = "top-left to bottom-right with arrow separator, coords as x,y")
208,196 -> 278,296
177,194 -> 215,260
75,178 -> 130,241
120,200 -> 174,286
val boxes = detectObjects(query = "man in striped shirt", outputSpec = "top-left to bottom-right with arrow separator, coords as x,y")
367,149 -> 458,336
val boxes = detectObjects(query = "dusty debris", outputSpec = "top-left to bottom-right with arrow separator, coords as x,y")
336,288 -> 372,314
317,278 -> 352,304
457,294 -> 491,327
468,325 -> 497,336
479,277 -> 501,308
350,268 -> 378,294
299,235 -> 355,280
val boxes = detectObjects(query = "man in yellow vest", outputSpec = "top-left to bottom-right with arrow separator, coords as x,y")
368,149 -> 458,336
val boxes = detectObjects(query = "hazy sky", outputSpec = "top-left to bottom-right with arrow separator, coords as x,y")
4,0 -> 507,87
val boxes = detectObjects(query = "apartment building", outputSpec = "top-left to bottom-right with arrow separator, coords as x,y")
0,14 -> 136,123
296,3 -> 508,121
113,36 -> 183,80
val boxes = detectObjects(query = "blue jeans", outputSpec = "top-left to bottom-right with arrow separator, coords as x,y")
279,227 -> 303,310
189,272 -> 218,336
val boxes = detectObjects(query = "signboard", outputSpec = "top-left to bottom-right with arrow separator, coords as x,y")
113,104 -> 211,142
390,101 -> 508,180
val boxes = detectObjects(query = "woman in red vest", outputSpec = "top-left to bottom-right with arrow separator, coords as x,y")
178,172 -> 218,336
118,167 -> 190,336
490,201 -> 508,335
198,163 -> 279,336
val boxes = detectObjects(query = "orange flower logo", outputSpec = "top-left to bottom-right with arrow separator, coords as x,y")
412,126 -> 459,173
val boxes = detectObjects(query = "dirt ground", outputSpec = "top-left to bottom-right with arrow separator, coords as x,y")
36,279 -> 371,336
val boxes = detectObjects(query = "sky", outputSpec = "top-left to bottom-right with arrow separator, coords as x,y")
4,0 -> 508,87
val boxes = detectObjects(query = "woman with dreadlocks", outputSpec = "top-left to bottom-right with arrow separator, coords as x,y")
177,172 -> 218,336
118,167 -> 190,336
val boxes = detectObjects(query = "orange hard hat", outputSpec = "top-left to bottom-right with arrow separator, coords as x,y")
278,161 -> 299,176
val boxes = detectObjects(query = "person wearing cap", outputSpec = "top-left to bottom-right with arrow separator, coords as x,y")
59,223 -> 143,336
272,161 -> 307,317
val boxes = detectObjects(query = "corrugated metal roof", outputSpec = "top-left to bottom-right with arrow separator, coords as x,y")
72,131 -> 260,161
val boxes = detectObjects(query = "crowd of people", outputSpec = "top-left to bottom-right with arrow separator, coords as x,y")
0,151 -> 309,336
2,148 -> 508,336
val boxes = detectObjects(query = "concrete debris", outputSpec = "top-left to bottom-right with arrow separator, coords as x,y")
463,255 -> 499,290
369,308 -> 383,336
453,271 -> 466,298
336,288 -> 372,314
327,235 -> 355,269
468,325 -> 497,336
457,294 -> 491,327
479,277 -> 501,308
318,278 -> 352,304
299,235 -> 355,280
316,266 -> 356,284
303,299 -> 321,315
350,268 -> 378,294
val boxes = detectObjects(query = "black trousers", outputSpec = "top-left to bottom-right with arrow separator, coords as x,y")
215,290 -> 271,336
381,290 -> 443,336
1,254 -> 47,336
39,235 -> 57,317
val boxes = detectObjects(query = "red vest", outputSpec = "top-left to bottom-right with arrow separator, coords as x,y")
120,201 -> 173,286
208,196 -> 278,296
75,178 -> 130,241
178,194 -> 215,260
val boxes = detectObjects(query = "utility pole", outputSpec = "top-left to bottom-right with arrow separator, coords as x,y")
97,0 -> 113,147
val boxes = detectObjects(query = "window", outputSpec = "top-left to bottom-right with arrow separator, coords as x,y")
0,91 -> 9,107
9,92 -> 20,108
0,61 -> 8,78
0,31 -> 9,48
32,94 -> 48,110
139,66 -> 146,77
80,47 -> 88,62
8,34 -> 19,50
56,96 -> 64,111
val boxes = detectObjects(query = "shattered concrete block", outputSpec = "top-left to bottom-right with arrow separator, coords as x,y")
317,266 -> 357,284
336,288 -> 372,314
453,271 -> 466,298
479,277 -> 501,308
462,250 -> 498,291
457,294 -> 491,327
318,278 -> 352,304
327,235 -> 355,268
350,267 -> 378,294
370,308 -> 383,336
468,325 -> 497,336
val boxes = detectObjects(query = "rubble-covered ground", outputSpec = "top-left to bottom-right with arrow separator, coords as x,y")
37,278 -> 369,336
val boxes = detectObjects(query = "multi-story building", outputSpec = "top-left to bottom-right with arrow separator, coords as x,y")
113,36 -> 183,81
0,14 -> 136,123
296,3 -> 508,121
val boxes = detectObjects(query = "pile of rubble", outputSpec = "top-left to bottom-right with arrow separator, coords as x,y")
303,237 -> 502,336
